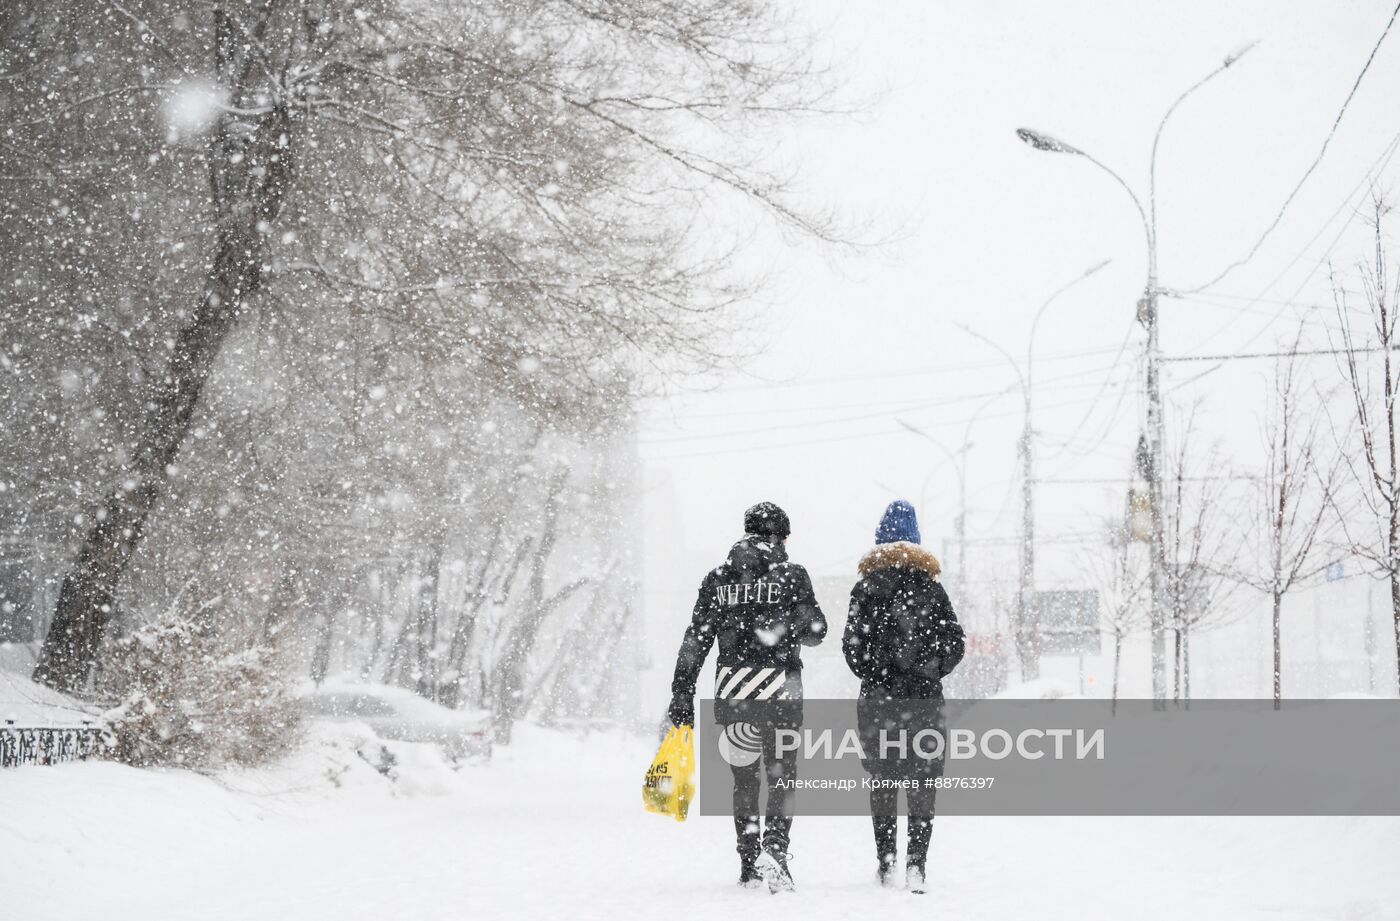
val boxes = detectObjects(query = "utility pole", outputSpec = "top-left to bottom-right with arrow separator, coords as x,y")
1142,284 -> 1170,706
1018,399 -> 1037,679
1016,43 -> 1255,701
958,259 -> 1110,681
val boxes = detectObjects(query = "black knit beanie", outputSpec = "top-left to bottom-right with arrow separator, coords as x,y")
743,502 -> 791,540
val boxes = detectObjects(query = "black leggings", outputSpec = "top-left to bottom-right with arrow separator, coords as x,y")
870,785 -> 936,868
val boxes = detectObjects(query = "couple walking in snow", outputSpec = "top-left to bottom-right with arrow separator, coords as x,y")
667,500 -> 966,894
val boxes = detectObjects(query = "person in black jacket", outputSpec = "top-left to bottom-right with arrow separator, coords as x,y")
843,499 -> 965,894
668,501 -> 827,892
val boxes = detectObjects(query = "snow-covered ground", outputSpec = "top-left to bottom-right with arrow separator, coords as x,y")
2,721 -> 1394,921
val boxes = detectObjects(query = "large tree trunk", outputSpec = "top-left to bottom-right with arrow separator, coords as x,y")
34,17 -> 297,691
310,606 -> 336,685
263,561 -> 304,645
416,533 -> 447,699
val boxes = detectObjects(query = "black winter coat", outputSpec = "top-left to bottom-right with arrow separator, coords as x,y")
843,541 -> 965,777
843,542 -> 965,698
671,537 -> 827,719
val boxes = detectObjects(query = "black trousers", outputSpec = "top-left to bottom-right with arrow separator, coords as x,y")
870,786 -> 936,869
728,722 -> 797,860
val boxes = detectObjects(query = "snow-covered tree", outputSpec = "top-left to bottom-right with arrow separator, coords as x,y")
1,1 -> 839,699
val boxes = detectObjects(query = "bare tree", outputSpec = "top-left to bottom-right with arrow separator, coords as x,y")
1163,409 -> 1241,703
1331,196 -> 1400,696
1232,338 -> 1336,708
1079,517 -> 1149,713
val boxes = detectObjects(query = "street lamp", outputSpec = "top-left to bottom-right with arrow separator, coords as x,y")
896,386 -> 1012,626
896,419 -> 968,582
957,260 -> 1110,680
1014,44 -> 1256,701
1028,259 -> 1113,402
1016,128 -> 1153,279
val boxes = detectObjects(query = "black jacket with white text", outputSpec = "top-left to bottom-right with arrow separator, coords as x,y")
670,536 -> 828,705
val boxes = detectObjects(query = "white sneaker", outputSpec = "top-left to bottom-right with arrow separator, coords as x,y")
906,865 -> 927,894
755,847 -> 795,894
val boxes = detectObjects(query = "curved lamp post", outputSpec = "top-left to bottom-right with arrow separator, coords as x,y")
958,259 -> 1111,680
1013,43 -> 1256,699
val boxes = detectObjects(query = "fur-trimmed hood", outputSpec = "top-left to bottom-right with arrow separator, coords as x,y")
857,541 -> 941,579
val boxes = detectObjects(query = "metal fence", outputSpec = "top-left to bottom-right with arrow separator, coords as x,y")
0,721 -> 109,768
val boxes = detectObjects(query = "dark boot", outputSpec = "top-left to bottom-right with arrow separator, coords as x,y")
872,813 -> 898,886
909,814 -> 933,863
735,817 -> 761,889
907,787 -> 936,889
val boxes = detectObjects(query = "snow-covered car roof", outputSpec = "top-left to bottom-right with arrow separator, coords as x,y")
0,665 -> 101,727
300,679 -> 490,731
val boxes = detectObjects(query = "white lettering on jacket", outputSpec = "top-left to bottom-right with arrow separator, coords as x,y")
715,581 -> 782,606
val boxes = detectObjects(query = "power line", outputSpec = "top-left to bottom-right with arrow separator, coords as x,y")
641,363 -> 1134,446
1166,124 -> 1400,371
663,343 -> 1130,396
1182,0 -> 1400,294
1041,315 -> 1139,462
964,533 -> 1107,547
646,393 -> 964,421
1039,475 -> 1259,485
641,385 -> 1136,461
1162,344 -> 1400,363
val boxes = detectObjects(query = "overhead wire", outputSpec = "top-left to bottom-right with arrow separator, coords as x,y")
1165,124 -> 1400,382
641,358 -> 1136,445
1180,0 -> 1400,294
641,383 -> 1137,461
664,342 -> 1130,397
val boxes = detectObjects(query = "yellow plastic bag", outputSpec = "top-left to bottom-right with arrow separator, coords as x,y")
642,725 -> 696,821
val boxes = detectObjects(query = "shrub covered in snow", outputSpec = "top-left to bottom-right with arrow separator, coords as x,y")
102,615 -> 300,770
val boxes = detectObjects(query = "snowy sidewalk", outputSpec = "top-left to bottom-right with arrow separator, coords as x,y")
1,725 -> 1393,921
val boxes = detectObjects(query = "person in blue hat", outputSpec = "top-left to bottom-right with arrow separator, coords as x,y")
843,499 -> 965,894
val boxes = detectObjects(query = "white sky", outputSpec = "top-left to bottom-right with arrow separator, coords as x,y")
637,0 -> 1400,653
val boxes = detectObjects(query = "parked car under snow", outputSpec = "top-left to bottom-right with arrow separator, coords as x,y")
300,682 -> 492,762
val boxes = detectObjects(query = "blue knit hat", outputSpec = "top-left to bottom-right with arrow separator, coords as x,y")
875,500 -> 921,545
